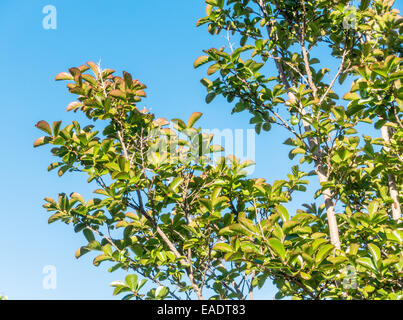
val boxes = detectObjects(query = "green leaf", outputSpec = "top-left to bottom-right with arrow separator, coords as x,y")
381,257 -> 399,269
282,220 -> 299,234
338,72 -> 347,85
368,243 -> 381,263
102,244 -> 113,256
385,230 -> 403,244
70,192 -> 85,204
372,67 -> 387,78
374,119 -> 387,129
207,64 -> 220,75
137,279 -> 147,291
52,121 -> 62,136
312,238 -> 329,252
359,0 -> 370,10
213,243 -> 233,253
238,217 -> 258,234
93,254 -> 112,266
110,280 -> 127,288
87,240 -> 101,250
199,198 -> 213,212
75,246 -> 90,259
93,189 -> 109,197
276,205 -> 289,222
205,92 -> 216,104
240,242 -> 258,254
155,286 -> 169,298
268,238 -> 285,261
300,272 -> 311,280
83,229 -> 95,242
356,257 -> 377,271
210,144 -> 224,152
125,274 -> 138,291
228,223 -> 252,236
343,92 -> 360,101
110,280 -> 129,296
57,165 -> 69,177
315,244 -> 334,265
348,243 -> 360,256
169,177 -> 183,192
193,55 -> 210,68
48,212 -> 65,224
262,122 -> 271,131
114,172 -> 130,180
327,256 -> 348,264
290,115 -> 299,125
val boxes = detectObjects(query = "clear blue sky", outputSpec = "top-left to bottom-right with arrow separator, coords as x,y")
0,0 -> 400,300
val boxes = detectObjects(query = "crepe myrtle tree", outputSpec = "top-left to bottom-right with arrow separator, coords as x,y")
35,62 -> 402,300
193,0 -> 403,298
34,1 -> 403,300
34,62 -> 311,300
195,0 -> 402,246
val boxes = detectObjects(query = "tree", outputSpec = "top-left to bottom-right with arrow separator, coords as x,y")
35,0 -> 402,300
193,0 -> 402,298
35,61 -> 291,300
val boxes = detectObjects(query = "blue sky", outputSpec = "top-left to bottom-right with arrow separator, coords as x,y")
0,0 -> 400,300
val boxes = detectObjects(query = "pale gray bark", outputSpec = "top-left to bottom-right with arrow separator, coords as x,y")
380,125 -> 402,221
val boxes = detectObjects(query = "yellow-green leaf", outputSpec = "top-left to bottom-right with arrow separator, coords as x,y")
315,244 -> 334,265
187,112 -> 203,128
193,55 -> 210,68
75,246 -> 90,259
213,243 -> 233,253
268,238 -> 286,261
343,92 -> 360,101
276,205 -> 289,222
207,63 -> 220,76
70,192 -> 85,204
368,243 -> 381,262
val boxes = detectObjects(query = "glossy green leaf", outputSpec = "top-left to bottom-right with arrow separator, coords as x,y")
213,243 -> 233,253
315,244 -> 334,265
368,243 -> 381,262
356,257 -> 377,271
125,274 -> 138,291
268,238 -> 285,261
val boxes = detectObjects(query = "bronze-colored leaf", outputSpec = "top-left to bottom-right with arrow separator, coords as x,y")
35,120 -> 52,135
66,101 -> 83,112
55,72 -> 73,81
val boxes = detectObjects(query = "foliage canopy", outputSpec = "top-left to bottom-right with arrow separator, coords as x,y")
35,0 -> 402,300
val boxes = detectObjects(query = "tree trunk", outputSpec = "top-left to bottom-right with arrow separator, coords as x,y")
380,125 -> 402,221
300,115 -> 341,249
257,0 -> 341,248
